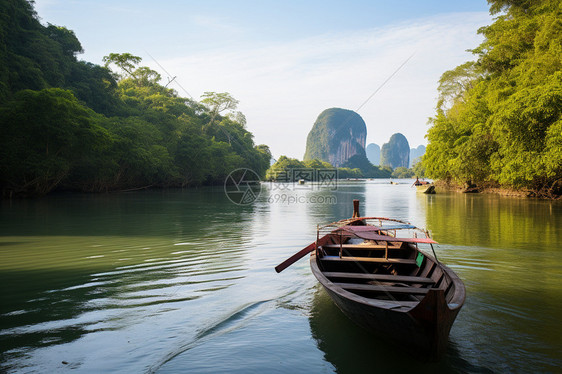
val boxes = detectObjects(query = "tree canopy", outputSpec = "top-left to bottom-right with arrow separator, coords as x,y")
0,0 -> 271,197
423,0 -> 562,197
391,167 -> 415,179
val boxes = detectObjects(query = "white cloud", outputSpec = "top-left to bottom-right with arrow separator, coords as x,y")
149,12 -> 491,159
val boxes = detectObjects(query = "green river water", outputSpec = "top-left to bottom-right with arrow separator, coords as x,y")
1,180 -> 560,373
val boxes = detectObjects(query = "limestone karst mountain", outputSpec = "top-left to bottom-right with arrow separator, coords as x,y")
303,108 -> 367,168
381,133 -> 410,169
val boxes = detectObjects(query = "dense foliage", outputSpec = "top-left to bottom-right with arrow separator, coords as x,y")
266,155 -> 391,180
424,0 -> 562,197
0,0 -> 270,197
341,154 -> 391,178
412,158 -> 426,178
380,133 -> 410,169
266,156 -> 333,181
391,167 -> 415,179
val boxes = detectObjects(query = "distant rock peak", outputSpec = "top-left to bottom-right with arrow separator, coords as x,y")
381,133 -> 410,169
304,108 -> 367,167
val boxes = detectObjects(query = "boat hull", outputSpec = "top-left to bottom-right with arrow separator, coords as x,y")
416,184 -> 436,194
275,205 -> 465,360
311,252 -> 463,360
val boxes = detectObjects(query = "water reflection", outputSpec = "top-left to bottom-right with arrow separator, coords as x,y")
263,180 -> 367,222
0,188 -> 257,371
0,187 -> 257,238
306,187 -> 562,373
424,193 -> 562,249
424,192 -> 562,373
309,286 -> 494,373
1,184 -> 560,373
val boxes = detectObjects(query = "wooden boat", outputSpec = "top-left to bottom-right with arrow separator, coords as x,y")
276,200 -> 465,360
413,177 -> 435,194
416,184 -> 435,194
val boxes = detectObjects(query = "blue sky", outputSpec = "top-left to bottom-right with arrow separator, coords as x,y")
34,0 -> 492,159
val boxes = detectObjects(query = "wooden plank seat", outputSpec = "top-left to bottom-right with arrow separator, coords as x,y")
321,244 -> 401,250
320,255 -> 417,264
338,230 -> 438,244
333,283 -> 431,294
322,272 -> 435,284
334,224 -> 417,232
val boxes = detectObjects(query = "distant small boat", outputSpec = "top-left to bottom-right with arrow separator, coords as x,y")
390,181 -> 399,185
417,184 -> 435,194
298,179 -> 306,185
276,200 -> 465,360
413,177 -> 435,194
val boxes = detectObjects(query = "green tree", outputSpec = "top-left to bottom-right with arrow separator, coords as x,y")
304,159 -> 333,169
338,168 -> 363,179
0,1 -> 273,196
437,61 -> 484,109
45,24 -> 83,56
102,53 -> 142,79
0,88 -> 110,196
425,0 -> 562,196
200,92 -> 239,126
265,156 -> 306,180
412,157 -> 426,178
392,167 -> 415,179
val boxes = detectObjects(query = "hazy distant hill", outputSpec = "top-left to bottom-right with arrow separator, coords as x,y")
409,145 -> 426,167
366,143 -> 380,165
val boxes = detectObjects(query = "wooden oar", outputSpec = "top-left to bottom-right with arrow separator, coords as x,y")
275,234 -> 330,273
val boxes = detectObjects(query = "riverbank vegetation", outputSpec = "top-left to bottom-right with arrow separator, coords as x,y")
0,0 -> 271,197
391,167 -> 414,179
266,156 -> 392,181
424,0 -> 562,198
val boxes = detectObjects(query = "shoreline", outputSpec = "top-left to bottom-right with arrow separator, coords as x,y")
433,180 -> 561,200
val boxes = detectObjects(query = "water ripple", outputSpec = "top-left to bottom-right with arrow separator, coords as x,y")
147,299 -> 275,374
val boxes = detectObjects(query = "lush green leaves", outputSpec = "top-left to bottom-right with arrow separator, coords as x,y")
412,158 -> 426,178
102,53 -> 142,79
265,155 -> 391,180
0,88 -> 111,195
391,167 -> 414,179
0,0 -> 271,196
424,0 -> 562,196
200,92 -> 239,126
